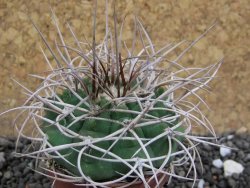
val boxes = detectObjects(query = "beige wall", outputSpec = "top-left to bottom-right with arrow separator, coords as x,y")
0,0 -> 249,136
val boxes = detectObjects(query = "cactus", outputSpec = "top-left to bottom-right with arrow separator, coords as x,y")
0,1 -> 223,187
42,83 -> 181,181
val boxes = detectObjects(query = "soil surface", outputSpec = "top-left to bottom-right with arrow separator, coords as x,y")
1,131 -> 250,188
0,0 -> 250,136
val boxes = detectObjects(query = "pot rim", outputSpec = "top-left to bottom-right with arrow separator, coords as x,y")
47,170 -> 169,188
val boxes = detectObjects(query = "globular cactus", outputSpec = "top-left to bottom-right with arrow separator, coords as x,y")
1,1 -> 222,187
43,83 -> 181,181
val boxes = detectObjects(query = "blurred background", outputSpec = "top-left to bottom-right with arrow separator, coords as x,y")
0,0 -> 249,136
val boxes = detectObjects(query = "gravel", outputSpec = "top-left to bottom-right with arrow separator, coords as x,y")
168,132 -> 250,188
0,137 -> 51,188
0,132 -> 249,188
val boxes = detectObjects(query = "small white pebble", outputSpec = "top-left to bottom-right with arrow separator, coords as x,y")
0,152 -> 5,163
212,159 -> 223,168
227,135 -> 234,140
224,160 -> 244,177
220,145 -> 231,157
198,179 -> 205,188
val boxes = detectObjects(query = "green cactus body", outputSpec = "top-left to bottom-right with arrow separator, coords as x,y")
42,85 -> 182,181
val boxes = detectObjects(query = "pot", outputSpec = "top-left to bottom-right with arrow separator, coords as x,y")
49,172 -> 169,188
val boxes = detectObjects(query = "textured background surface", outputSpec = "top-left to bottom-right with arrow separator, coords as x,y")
0,0 -> 249,136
